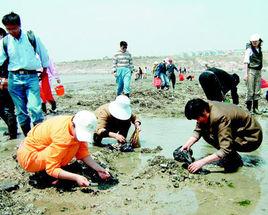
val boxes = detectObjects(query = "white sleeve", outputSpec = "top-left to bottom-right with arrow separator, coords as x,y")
243,48 -> 251,64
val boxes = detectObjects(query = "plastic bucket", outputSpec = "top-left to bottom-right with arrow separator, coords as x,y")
261,78 -> 268,88
179,73 -> 184,81
153,77 -> 162,88
55,84 -> 65,96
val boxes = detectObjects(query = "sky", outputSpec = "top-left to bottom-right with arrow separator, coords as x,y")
1,0 -> 267,62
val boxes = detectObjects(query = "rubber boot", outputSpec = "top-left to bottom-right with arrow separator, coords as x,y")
50,101 -> 57,111
253,100 -> 262,115
8,121 -> 18,140
246,101 -> 252,112
21,123 -> 31,137
49,100 -> 57,113
221,152 -> 243,173
41,103 -> 47,114
1,109 -> 18,139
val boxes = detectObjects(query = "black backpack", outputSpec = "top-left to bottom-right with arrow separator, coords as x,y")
0,30 -> 36,78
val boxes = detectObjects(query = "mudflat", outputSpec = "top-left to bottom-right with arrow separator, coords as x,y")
1,53 -> 268,215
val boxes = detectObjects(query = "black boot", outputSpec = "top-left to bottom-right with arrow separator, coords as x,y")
2,108 -> 18,139
219,151 -> 243,173
50,101 -> 57,111
41,103 -> 47,114
253,100 -> 262,115
21,123 -> 31,137
93,133 -> 106,147
8,121 -> 18,140
246,101 -> 252,112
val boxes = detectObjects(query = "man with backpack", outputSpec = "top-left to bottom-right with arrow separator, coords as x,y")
0,12 -> 49,136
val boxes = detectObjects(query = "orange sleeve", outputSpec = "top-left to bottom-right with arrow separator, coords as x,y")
75,142 -> 90,160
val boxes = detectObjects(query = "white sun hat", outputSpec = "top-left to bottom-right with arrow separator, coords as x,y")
250,34 -> 261,42
73,110 -> 97,142
108,95 -> 132,120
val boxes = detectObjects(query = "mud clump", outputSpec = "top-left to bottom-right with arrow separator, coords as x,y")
137,156 -> 233,188
141,146 -> 163,153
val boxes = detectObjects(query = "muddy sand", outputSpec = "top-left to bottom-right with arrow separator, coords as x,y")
1,54 -> 268,215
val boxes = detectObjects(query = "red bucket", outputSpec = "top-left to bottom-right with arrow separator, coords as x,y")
179,73 -> 185,81
153,77 -> 162,88
261,78 -> 268,88
55,84 -> 65,96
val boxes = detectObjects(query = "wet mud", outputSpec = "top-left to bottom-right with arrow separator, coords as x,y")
1,57 -> 268,214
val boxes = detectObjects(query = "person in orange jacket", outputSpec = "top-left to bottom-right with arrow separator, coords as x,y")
17,110 -> 110,186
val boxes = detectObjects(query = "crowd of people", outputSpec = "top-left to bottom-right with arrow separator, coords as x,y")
0,11 -> 265,187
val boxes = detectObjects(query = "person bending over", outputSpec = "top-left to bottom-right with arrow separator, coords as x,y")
181,98 -> 262,173
199,67 -> 240,104
17,110 -> 110,186
94,95 -> 141,146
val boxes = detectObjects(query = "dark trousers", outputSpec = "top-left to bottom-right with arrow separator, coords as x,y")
199,71 -> 224,101
94,120 -> 131,145
167,72 -> 176,89
0,89 -> 17,138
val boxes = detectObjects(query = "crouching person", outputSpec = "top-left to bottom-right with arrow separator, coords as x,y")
94,95 -> 141,146
181,98 -> 262,173
17,110 -> 110,186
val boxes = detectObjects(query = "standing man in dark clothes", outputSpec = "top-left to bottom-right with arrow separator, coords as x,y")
166,58 -> 178,89
0,27 -> 17,139
0,12 -> 49,136
199,67 -> 240,105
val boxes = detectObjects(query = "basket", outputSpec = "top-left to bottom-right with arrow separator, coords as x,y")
130,129 -> 140,148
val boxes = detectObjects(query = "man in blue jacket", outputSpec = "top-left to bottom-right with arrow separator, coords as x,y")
155,60 -> 169,90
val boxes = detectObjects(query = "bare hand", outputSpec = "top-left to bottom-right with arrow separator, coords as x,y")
115,133 -> 126,143
97,169 -> 111,180
188,160 -> 205,173
243,75 -> 248,81
180,144 -> 190,151
76,175 -> 90,187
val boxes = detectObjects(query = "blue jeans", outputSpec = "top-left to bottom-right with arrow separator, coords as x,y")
8,73 -> 44,126
159,73 -> 169,88
116,67 -> 131,95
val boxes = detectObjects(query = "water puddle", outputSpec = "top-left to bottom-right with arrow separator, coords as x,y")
138,118 -> 268,214
1,118 -> 268,214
